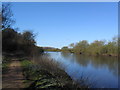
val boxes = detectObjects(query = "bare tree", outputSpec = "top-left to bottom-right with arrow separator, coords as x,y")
2,3 -> 15,29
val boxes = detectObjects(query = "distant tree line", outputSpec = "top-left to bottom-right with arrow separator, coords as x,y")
2,3 -> 44,56
43,47 -> 61,52
61,37 -> 119,56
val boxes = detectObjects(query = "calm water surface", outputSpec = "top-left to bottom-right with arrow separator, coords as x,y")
47,52 -> 118,88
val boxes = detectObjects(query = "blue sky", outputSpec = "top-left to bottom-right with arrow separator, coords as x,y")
10,2 -> 118,48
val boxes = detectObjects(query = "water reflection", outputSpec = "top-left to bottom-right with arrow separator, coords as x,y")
73,54 -> 118,76
61,52 -> 118,75
48,52 -> 118,88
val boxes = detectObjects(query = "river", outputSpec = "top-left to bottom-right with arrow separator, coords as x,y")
46,51 -> 118,88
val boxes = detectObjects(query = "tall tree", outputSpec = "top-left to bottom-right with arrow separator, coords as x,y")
21,31 -> 36,55
74,40 -> 89,54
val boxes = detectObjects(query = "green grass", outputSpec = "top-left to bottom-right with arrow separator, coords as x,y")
2,63 -> 9,72
21,60 -> 37,80
21,60 -> 33,67
2,57 -> 11,72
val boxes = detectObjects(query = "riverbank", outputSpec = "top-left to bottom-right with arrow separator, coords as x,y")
44,47 -> 118,57
21,60 -> 82,89
2,55 -> 88,89
51,51 -> 118,57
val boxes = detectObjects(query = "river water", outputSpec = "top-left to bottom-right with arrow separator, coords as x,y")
46,51 -> 118,88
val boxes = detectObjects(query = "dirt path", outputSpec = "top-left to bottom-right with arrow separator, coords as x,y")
2,58 -> 25,88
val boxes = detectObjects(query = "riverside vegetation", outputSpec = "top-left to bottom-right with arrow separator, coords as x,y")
61,38 -> 119,57
44,38 -> 119,57
21,56 -> 85,88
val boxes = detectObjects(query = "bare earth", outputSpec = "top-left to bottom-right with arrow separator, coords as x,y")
2,58 -> 25,88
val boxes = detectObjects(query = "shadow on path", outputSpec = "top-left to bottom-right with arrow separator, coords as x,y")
2,58 -> 25,88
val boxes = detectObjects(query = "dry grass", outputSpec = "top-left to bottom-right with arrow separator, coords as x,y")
31,55 -> 67,76
29,54 -> 89,88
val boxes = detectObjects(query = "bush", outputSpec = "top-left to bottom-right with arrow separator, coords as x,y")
2,28 -> 44,56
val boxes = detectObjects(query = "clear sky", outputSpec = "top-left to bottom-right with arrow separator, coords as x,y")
10,2 -> 118,48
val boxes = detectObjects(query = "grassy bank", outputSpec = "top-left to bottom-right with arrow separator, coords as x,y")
21,56 -> 88,89
61,50 -> 118,57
